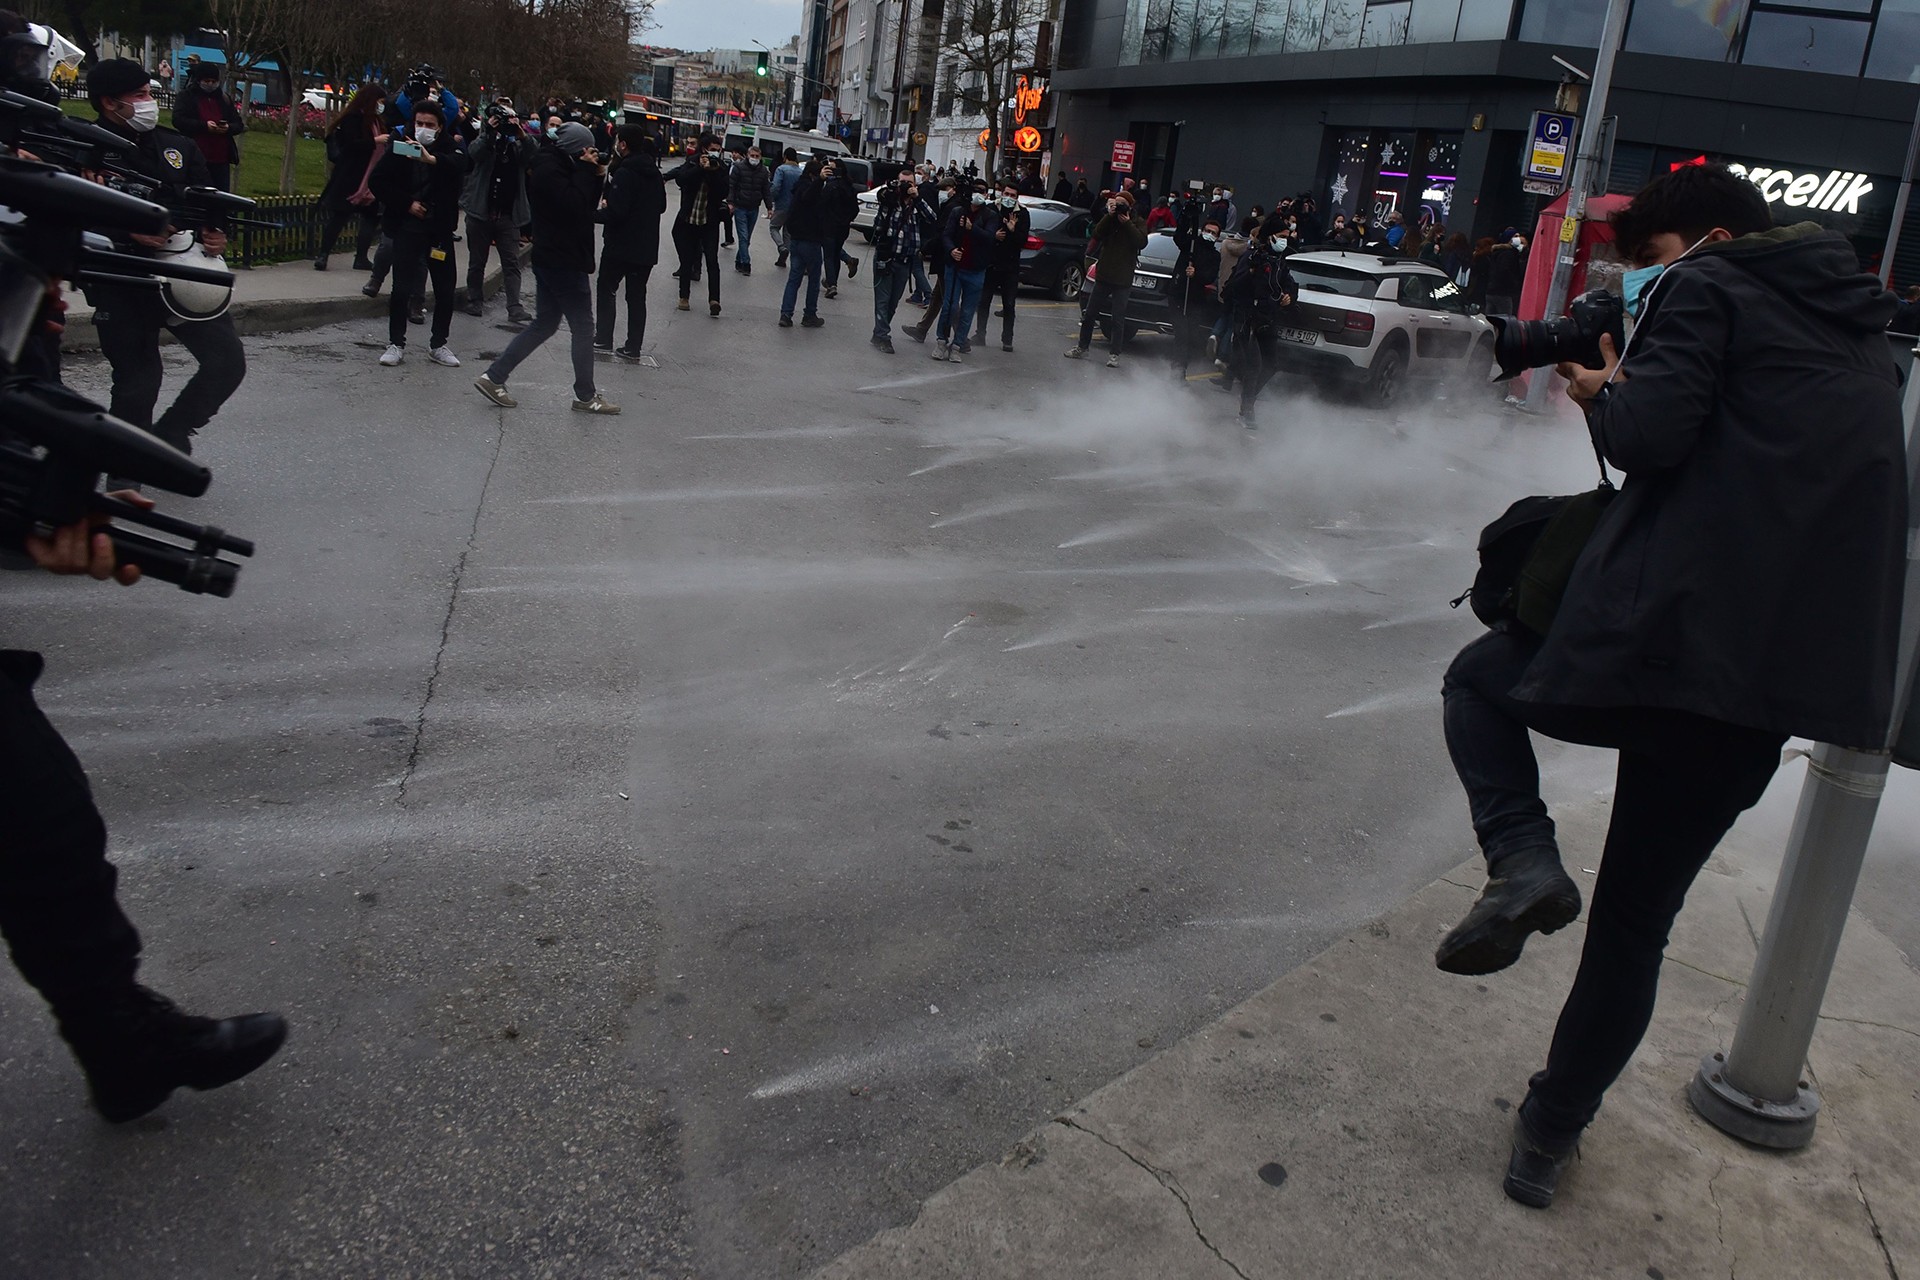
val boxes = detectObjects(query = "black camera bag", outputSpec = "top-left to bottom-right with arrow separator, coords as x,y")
1453,437 -> 1614,636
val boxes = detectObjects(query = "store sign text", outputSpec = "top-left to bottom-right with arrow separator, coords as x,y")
1724,164 -> 1875,215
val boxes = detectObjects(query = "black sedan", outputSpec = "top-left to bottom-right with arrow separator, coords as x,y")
1018,205 -> 1097,301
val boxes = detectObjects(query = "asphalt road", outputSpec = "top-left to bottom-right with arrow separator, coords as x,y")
3,252 -> 1915,1278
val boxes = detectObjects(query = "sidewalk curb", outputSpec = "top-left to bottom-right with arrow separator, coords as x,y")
60,252 -> 525,352
812,825 -> 1920,1279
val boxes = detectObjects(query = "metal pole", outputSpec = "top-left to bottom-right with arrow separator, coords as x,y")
1688,348 -> 1920,1149
1878,88 -> 1920,286
888,0 -> 911,161
1520,0 -> 1630,413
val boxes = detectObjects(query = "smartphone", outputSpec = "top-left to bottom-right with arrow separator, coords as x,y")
392,139 -> 423,159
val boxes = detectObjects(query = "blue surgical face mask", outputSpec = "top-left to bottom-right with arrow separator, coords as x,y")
1622,232 -> 1713,318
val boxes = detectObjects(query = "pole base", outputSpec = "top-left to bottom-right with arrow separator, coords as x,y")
1687,1052 -> 1820,1150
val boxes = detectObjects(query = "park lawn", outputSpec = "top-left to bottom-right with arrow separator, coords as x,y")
58,98 -> 329,197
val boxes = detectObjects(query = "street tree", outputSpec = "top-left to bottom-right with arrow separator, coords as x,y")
938,0 -> 1048,168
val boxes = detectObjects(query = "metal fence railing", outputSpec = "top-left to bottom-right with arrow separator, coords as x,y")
233,195 -> 328,269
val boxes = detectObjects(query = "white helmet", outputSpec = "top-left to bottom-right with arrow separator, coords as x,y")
154,229 -> 233,322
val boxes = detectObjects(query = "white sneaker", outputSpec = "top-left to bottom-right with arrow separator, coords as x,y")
378,344 -> 404,366
930,341 -> 950,362
429,345 -> 460,367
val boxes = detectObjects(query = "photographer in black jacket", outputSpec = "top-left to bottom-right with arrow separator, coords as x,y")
84,59 -> 246,457
594,125 -> 666,360
1435,163 -> 1909,1209
369,100 -> 470,368
461,101 -> 535,324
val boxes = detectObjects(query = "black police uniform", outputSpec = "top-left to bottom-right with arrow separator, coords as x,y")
84,117 -> 247,455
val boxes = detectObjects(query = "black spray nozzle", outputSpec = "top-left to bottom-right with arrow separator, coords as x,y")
0,377 -> 209,496
0,154 -> 168,234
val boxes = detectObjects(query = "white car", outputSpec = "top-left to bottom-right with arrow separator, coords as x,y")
854,191 -> 1070,242
1269,249 -> 1495,406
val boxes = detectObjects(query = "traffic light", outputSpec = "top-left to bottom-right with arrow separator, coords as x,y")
755,51 -> 769,77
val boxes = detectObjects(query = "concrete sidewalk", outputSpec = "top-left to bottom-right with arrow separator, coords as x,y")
59,249 -> 522,349
816,772 -> 1920,1279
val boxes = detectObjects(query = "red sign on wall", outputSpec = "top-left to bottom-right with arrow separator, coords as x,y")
1110,140 -> 1136,172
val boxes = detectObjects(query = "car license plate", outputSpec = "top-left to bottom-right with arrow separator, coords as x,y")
1132,275 -> 1158,291
1281,327 -> 1318,346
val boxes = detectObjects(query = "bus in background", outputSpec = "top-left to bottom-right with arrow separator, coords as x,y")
721,123 -> 874,189
622,94 -> 702,155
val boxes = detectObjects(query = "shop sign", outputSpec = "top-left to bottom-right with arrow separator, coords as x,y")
1013,126 -> 1043,153
1724,162 -> 1875,215
1111,139 -> 1136,172
1525,111 -> 1577,185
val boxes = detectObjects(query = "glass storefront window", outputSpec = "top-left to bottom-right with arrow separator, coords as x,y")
1250,0 -> 1292,52
1285,0 -> 1330,50
1452,0 -> 1513,39
1626,0 -> 1746,61
1867,0 -> 1920,81
1742,11 -> 1870,74
1320,0 -> 1365,47
1362,1 -> 1413,46
1407,0 -> 1463,41
1221,0 -> 1258,55
1518,0 -> 1606,46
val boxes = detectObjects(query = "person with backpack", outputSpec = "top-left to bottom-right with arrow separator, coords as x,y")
1214,223 -> 1297,428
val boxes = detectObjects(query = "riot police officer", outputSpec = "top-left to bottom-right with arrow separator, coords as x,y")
83,58 -> 246,457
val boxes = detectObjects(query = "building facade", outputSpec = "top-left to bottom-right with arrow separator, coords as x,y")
1051,0 -> 1920,279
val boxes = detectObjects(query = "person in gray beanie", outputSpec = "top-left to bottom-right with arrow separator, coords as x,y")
474,122 -> 619,413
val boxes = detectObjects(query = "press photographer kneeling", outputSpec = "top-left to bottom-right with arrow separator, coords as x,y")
1437,163 -> 1909,1207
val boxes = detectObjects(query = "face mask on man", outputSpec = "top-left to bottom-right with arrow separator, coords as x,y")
1271,236 -> 1288,252
1511,236 -> 1526,250
416,125 -> 438,146
1200,231 -> 1218,243
124,98 -> 160,132
970,192 -> 987,207
1000,195 -> 1017,209
1621,232 -> 1713,319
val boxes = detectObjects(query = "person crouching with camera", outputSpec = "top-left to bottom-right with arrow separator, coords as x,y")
370,100 -> 470,369
84,58 -> 245,458
1433,162 -> 1908,1208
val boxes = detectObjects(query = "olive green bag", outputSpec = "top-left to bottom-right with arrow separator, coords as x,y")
1453,442 -> 1614,638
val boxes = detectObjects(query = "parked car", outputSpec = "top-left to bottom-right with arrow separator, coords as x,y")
1078,228 -> 1181,340
854,195 -> 1085,300
1265,249 -> 1495,406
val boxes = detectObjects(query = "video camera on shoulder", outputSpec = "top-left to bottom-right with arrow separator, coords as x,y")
1485,290 -> 1625,383
0,154 -> 253,595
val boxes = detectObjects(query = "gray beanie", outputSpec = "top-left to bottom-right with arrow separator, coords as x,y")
553,122 -> 594,157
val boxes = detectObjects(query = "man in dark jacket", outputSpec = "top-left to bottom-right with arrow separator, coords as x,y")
595,126 -> 666,359
1066,191 -> 1148,366
668,132 -> 730,314
475,123 -> 618,414
729,145 -> 772,273
931,187 -> 993,361
1052,174 -> 1072,203
461,102 -> 536,323
370,100 -> 470,367
1170,213 -> 1224,376
1214,225 -> 1296,427
1436,164 -> 1909,1210
1483,230 -> 1525,314
973,181 -> 1030,352
778,158 -> 830,328
868,171 -> 938,353
171,61 -> 246,191
820,158 -> 860,297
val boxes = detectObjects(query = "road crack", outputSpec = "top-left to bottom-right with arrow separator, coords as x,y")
1053,1116 -> 1252,1280
398,413 -> 508,803
1816,1014 -> 1920,1042
1853,1170 -> 1901,1280
1665,955 -> 1747,987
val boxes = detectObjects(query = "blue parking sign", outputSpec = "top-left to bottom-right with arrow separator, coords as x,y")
1526,110 -> 1578,185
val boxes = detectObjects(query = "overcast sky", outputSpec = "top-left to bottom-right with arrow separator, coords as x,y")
643,0 -> 801,55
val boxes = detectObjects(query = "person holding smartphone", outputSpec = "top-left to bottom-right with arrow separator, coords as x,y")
369,101 -> 470,368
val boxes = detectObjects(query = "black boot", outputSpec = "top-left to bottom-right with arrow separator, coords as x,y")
1502,1112 -> 1577,1208
61,985 -> 288,1123
1434,845 -> 1581,976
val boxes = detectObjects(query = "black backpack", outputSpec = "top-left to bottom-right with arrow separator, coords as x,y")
1452,444 -> 1616,636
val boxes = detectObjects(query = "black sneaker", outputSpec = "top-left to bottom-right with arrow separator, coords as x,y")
614,346 -> 643,362
593,340 -> 613,353
778,315 -> 794,328
1434,847 -> 1582,976
903,325 -> 928,343
847,258 -> 859,279
801,315 -> 825,328
776,253 -> 788,268
361,282 -> 381,298
870,335 -> 895,354
1502,1114 -> 1577,1209
63,986 -> 287,1124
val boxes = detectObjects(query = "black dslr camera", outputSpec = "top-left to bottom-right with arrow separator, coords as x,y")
1486,289 -> 1626,382
0,143 -> 253,596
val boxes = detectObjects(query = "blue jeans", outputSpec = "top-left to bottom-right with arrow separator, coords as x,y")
936,266 -> 985,346
1211,311 -> 1234,362
781,239 -> 824,319
872,256 -> 912,340
734,206 -> 759,267
909,256 -> 932,300
1441,629 -> 1782,1147
486,265 -> 596,401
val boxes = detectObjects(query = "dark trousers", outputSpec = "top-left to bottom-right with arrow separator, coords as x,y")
907,261 -> 945,334
389,235 -> 456,349
1441,629 -> 1784,1148
204,162 -> 233,192
780,240 -> 824,320
595,257 -> 653,350
92,285 -> 246,451
872,256 -> 912,340
675,220 -> 721,302
973,262 -> 1018,344
486,265 -> 596,401
0,652 -> 141,1024
318,207 -> 378,265
824,232 -> 855,288
1228,316 -> 1279,411
465,212 -> 525,315
1077,279 -> 1134,355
